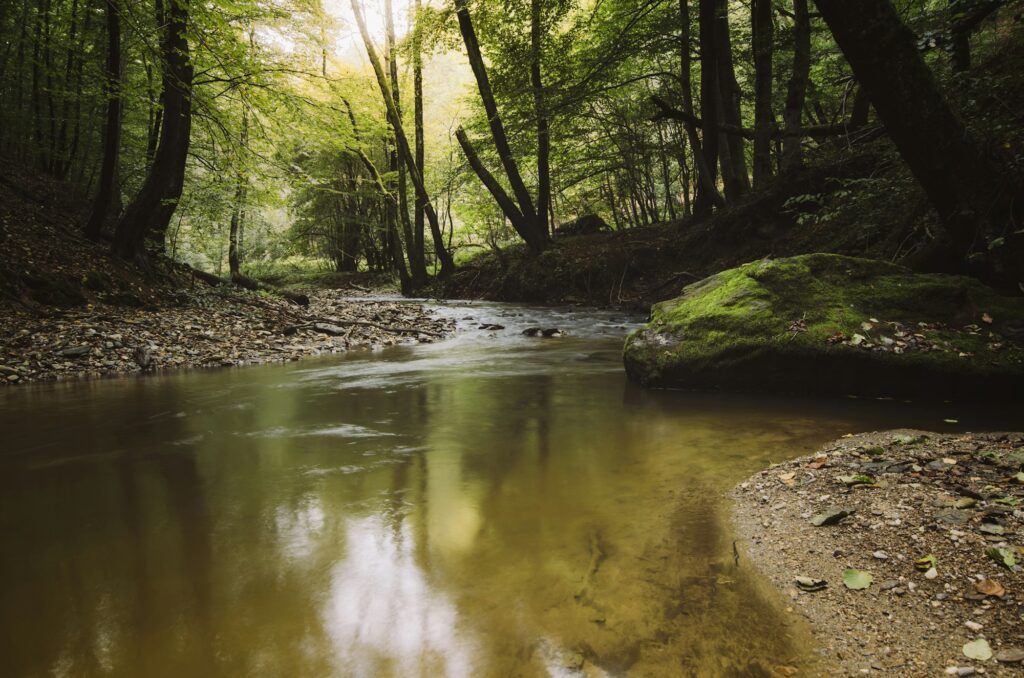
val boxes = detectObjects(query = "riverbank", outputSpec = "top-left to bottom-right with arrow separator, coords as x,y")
0,287 -> 453,385
733,430 -> 1024,676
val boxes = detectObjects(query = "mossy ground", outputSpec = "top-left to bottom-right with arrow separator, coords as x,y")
623,254 -> 1024,401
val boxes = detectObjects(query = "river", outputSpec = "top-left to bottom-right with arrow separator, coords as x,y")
0,301 -> 1015,677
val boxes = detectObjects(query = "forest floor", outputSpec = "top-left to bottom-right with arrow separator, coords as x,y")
0,171 -> 452,386
733,430 -> 1024,677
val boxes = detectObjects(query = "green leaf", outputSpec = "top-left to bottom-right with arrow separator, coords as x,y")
842,569 -> 872,590
914,554 -> 937,572
963,638 -> 993,661
986,546 -> 1018,569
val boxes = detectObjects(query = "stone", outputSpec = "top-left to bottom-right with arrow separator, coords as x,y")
622,254 -> 1024,400
810,506 -> 855,526
995,648 -> 1024,663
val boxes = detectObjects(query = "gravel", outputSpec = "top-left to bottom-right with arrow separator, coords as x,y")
733,429 -> 1024,676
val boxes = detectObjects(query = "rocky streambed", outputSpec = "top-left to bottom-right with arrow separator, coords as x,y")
733,430 -> 1024,676
0,287 -> 454,385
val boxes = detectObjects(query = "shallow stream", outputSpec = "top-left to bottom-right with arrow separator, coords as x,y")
1,301 -> 1017,676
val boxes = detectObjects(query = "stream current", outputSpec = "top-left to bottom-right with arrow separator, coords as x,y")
1,301 -> 1017,677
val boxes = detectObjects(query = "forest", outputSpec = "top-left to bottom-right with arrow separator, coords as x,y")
0,0 -> 1020,296
2,0 -> 1024,675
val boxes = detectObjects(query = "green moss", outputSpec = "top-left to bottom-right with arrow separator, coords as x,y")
623,254 -> 1024,400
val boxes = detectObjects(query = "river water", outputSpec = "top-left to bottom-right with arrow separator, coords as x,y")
0,302 -> 1016,677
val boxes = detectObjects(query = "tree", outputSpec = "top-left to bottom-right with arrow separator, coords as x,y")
84,0 -> 121,240
111,0 -> 193,264
351,0 -> 455,277
813,0 -> 1021,272
750,0 -> 773,188
453,0 -> 548,253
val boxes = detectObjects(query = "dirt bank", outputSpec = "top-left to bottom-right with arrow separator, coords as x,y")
733,430 -> 1024,677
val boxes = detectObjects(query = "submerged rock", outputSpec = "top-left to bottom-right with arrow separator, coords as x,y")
622,254 -> 1024,400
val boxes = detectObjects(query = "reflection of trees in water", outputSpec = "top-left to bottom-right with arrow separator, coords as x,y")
322,515 -> 474,677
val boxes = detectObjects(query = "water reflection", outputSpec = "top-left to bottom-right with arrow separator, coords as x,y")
324,516 -> 474,677
1,302 -> 1020,677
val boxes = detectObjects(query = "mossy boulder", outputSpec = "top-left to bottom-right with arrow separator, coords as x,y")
623,254 -> 1024,401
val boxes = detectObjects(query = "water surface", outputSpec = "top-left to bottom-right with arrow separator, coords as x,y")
0,302 -> 1014,677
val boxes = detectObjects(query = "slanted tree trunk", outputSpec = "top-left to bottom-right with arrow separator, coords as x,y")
714,0 -> 749,200
782,0 -> 810,171
84,0 -> 121,241
751,0 -> 774,188
813,0 -> 1021,272
454,0 -> 547,249
531,0 -> 551,237
351,0 -> 454,277
695,0 -> 720,213
111,0 -> 192,264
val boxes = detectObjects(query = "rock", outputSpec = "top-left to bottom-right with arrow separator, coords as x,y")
935,508 -> 970,524
880,579 -> 899,591
522,327 -> 542,337
58,345 -> 90,358
313,323 -> 346,336
542,328 -> 563,337
810,506 -> 855,526
995,648 -> 1024,663
622,254 -> 1024,400
873,550 -> 888,560
133,347 -> 153,370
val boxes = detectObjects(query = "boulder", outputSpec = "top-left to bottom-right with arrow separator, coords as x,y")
622,254 -> 1024,401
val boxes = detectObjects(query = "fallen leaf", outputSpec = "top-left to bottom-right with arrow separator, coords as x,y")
975,579 -> 1006,598
914,554 -> 937,572
982,313 -> 993,324
806,455 -> 828,470
987,546 -> 1018,569
774,666 -> 799,677
963,637 -> 993,661
842,569 -> 872,590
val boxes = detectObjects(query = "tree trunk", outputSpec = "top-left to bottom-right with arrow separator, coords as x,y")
531,0 -> 551,237
751,0 -> 774,188
714,0 -> 749,199
111,0 -> 192,264
695,0 -> 720,212
351,0 -> 455,277
84,0 -> 121,241
455,127 -> 547,252
679,0 -> 722,214
412,0 -> 427,278
949,0 -> 971,72
385,0 -> 427,285
228,106 -> 248,278
813,0 -> 1020,272
782,0 -> 810,171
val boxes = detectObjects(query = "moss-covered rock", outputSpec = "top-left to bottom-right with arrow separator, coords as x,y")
623,254 -> 1024,400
